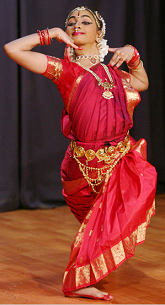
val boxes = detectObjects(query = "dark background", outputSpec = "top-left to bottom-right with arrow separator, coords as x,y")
0,0 -> 164,212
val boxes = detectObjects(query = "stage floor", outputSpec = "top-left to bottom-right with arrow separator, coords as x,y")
0,194 -> 165,304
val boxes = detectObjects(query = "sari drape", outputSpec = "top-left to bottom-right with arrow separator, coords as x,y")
42,56 -> 157,292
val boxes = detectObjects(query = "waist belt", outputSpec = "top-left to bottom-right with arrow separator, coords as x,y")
70,133 -> 130,194
70,132 -> 130,164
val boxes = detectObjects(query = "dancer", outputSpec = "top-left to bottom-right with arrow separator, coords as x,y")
4,6 -> 157,301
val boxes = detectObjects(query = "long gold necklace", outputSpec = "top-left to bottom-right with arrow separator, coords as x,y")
77,63 -> 114,99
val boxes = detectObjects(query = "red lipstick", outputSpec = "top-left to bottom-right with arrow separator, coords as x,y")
72,31 -> 84,36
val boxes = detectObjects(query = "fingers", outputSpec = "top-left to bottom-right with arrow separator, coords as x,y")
71,43 -> 83,50
108,47 -> 119,53
109,48 -> 127,69
56,30 -> 82,50
64,45 -> 71,62
64,39 -> 82,50
63,34 -> 83,50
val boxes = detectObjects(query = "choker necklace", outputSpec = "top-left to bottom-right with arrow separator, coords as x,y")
75,54 -> 101,65
77,63 -> 114,99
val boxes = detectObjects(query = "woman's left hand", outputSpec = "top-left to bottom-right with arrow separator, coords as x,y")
108,45 -> 134,68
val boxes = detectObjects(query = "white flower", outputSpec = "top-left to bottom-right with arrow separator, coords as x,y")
97,39 -> 109,62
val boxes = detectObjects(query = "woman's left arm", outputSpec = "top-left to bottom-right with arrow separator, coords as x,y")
109,45 -> 149,92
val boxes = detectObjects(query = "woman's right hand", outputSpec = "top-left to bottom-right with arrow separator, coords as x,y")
50,27 -> 81,50
4,27 -> 80,75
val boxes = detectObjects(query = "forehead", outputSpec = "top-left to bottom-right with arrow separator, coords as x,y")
69,9 -> 94,20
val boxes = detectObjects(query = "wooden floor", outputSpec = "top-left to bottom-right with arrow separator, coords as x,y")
0,194 -> 165,304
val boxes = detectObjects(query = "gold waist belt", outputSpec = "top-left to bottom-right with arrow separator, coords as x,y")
70,133 -> 130,164
70,133 -> 130,194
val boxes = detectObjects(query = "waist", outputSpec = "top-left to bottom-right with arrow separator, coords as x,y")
70,132 -> 130,163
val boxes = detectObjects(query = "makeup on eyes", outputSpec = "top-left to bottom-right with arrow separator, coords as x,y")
67,14 -> 93,26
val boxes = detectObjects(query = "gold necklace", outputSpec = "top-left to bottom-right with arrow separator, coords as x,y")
77,63 -> 114,99
75,55 -> 101,65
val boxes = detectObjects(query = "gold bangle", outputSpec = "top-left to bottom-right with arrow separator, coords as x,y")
130,60 -> 143,71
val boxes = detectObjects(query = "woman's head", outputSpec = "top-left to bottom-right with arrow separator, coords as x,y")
65,6 -> 104,34
65,7 -> 102,48
65,6 -> 109,62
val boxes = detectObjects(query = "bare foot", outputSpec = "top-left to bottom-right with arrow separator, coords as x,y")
65,286 -> 113,300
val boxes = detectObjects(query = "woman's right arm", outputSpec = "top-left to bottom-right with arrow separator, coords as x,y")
4,28 -> 79,74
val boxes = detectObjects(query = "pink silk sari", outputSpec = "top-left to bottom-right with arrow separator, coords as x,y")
43,56 -> 157,293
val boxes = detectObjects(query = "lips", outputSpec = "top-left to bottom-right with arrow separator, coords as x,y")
72,31 -> 84,36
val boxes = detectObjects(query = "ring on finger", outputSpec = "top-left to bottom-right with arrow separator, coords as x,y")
120,58 -> 123,61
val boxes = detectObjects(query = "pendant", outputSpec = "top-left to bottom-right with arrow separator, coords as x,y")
90,58 -> 97,64
102,90 -> 114,99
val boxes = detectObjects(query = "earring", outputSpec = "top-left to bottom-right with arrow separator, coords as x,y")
97,37 -> 101,43
96,38 -> 109,62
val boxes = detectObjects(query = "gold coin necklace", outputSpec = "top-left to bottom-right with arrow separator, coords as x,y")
77,63 -> 115,99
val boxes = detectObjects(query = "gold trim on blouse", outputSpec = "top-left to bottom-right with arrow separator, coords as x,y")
43,56 -> 63,81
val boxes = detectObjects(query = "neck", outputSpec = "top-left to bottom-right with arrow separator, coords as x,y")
75,43 -> 99,57
74,45 -> 100,67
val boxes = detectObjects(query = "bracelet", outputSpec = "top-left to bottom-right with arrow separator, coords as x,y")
47,28 -> 53,42
130,60 -> 143,71
37,28 -> 52,46
125,44 -> 141,69
37,30 -> 44,46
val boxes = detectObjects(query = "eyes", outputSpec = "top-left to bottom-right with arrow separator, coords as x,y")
67,21 -> 92,27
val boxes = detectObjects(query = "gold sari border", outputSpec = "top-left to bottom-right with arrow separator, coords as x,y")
116,69 -> 141,120
67,71 -> 86,114
62,199 -> 155,292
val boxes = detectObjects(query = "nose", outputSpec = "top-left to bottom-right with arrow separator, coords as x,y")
74,19 -> 81,29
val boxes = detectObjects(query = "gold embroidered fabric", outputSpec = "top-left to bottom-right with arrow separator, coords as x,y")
122,78 -> 141,119
116,69 -> 141,120
43,56 -> 63,82
63,200 -> 155,292
67,72 -> 86,113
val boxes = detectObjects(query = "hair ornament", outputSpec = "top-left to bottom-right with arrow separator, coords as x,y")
94,11 -> 106,37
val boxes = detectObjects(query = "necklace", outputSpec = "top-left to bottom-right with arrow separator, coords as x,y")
75,54 -> 101,65
77,63 -> 114,99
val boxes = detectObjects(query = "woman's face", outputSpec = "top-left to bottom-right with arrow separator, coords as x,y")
66,9 -> 99,47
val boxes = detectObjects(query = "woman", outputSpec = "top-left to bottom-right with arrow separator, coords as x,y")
4,6 -> 157,301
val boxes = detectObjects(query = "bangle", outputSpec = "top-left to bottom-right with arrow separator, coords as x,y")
37,30 -> 44,46
130,60 -> 143,71
37,28 -> 52,46
127,57 -> 141,70
125,44 -> 141,69
47,28 -> 53,42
